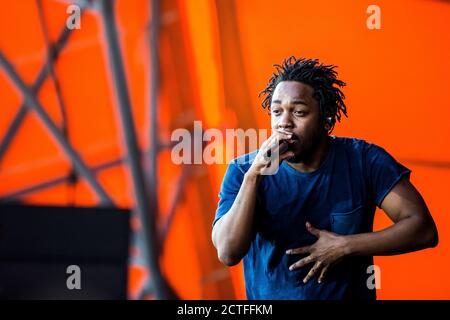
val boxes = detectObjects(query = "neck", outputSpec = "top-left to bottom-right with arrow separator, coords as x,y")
286,135 -> 331,173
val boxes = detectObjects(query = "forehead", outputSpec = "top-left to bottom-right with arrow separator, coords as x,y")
272,81 -> 314,101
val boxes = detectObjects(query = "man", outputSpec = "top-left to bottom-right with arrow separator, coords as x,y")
211,56 -> 438,300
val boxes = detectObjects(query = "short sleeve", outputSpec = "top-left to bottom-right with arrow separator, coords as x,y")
212,160 -> 246,227
365,143 -> 411,207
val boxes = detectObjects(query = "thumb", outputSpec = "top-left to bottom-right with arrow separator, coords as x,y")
306,221 -> 321,237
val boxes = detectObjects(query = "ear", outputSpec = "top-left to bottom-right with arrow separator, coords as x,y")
324,117 -> 332,131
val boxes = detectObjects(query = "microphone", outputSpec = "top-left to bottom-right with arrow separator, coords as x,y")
266,140 -> 289,158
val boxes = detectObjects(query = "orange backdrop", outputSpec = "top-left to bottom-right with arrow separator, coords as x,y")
0,0 -> 449,299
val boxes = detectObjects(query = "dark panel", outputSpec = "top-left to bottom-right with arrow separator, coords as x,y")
0,204 -> 130,299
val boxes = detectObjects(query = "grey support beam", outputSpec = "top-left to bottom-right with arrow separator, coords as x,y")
98,0 -> 166,299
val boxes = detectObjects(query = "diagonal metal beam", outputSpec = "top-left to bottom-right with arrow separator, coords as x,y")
159,165 -> 190,248
0,6 -> 86,163
0,51 -> 114,206
0,139 -> 178,201
0,105 -> 27,161
37,0 -> 69,137
98,0 -> 166,299
0,157 -> 124,202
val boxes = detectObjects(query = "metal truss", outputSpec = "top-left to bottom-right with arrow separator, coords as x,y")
0,0 -> 184,300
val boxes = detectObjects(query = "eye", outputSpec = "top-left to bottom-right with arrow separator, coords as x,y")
271,109 -> 281,116
294,111 -> 307,117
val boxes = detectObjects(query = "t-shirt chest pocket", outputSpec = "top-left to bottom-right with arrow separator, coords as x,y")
330,205 -> 364,235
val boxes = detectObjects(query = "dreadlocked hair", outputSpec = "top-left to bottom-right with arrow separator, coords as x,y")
259,56 -> 348,133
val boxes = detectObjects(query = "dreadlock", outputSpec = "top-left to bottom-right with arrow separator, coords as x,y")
259,56 -> 348,133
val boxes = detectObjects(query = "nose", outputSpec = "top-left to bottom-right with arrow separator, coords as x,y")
277,111 -> 294,130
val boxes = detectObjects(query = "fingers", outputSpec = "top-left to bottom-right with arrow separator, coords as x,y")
260,132 -> 291,158
289,255 -> 330,283
289,255 -> 314,271
263,130 -> 292,147
268,132 -> 292,151
303,261 -> 323,283
254,131 -> 294,174
286,246 -> 310,255
318,265 -> 329,284
274,130 -> 293,139
263,135 -> 292,163
274,129 -> 294,139
306,221 -> 321,238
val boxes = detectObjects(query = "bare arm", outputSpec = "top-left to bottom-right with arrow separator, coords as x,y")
343,176 -> 438,256
212,172 -> 261,266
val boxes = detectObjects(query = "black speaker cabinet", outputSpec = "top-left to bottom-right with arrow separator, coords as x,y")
0,203 -> 130,299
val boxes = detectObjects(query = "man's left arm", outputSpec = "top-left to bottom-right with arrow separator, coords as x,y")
287,176 -> 438,283
343,176 -> 438,256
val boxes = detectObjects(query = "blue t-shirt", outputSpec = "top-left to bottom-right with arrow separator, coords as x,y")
213,136 -> 411,300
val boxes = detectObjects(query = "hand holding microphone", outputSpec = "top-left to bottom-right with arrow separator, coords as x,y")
247,129 -> 296,177
266,129 -> 296,158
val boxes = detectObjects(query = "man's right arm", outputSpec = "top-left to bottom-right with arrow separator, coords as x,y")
212,131 -> 294,266
212,171 -> 261,266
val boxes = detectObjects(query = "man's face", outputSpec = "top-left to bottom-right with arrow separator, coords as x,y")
270,81 -> 325,163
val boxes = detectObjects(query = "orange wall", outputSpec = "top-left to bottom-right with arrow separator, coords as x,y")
1,0 -> 449,299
